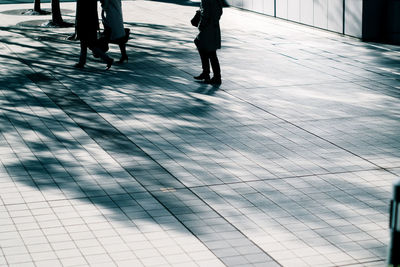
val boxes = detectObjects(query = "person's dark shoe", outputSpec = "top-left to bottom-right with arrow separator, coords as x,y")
74,62 -> 84,68
194,73 -> 210,82
106,58 -> 114,70
208,76 -> 222,85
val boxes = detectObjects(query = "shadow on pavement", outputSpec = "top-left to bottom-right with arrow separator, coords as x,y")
0,10 -> 393,263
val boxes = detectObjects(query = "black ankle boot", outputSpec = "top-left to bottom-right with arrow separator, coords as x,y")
74,62 -> 85,68
106,58 -> 114,70
194,73 -> 210,82
208,76 -> 221,85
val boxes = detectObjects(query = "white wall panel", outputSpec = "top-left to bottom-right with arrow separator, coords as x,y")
314,0 -> 328,29
300,0 -> 314,25
288,0 -> 301,22
276,0 -> 288,19
242,0 -> 253,10
226,0 -> 369,38
263,0 -> 275,15
327,0 -> 343,32
252,0 -> 264,13
345,0 -> 362,37
233,0 -> 243,8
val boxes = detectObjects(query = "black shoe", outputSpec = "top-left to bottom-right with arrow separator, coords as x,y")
106,58 -> 114,70
194,73 -> 210,82
74,62 -> 84,68
208,76 -> 222,85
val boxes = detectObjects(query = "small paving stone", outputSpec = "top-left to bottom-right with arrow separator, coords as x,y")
0,1 -> 397,267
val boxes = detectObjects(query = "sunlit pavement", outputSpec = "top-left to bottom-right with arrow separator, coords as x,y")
1,1 -> 400,266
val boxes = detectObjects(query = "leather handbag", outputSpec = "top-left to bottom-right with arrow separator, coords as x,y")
191,10 -> 201,27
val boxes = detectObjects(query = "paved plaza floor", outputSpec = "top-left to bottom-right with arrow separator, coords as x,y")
1,1 -> 400,266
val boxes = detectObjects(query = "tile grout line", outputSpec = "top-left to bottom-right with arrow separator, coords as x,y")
0,133 -> 63,267
27,70 -> 283,266
339,259 -> 385,267
223,90 -> 399,178
0,161 -> 387,208
0,2 -> 395,266
26,70 -> 227,266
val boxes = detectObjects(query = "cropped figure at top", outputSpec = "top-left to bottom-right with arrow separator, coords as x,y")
74,0 -> 113,69
100,0 -> 129,63
194,0 -> 223,85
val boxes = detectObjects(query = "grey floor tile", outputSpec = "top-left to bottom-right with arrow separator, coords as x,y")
0,1 -> 398,267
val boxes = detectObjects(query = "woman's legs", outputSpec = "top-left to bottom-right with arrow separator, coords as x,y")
199,49 -> 210,75
209,51 -> 221,79
194,49 -> 211,81
91,46 -> 114,69
119,28 -> 130,63
75,41 -> 88,68
195,50 -> 221,84
75,40 -> 113,69
118,42 -> 128,63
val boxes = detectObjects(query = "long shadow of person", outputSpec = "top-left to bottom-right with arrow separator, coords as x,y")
194,83 -> 220,95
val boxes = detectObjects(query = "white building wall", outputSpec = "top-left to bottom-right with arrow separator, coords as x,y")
328,0 -> 343,33
344,0 -> 363,37
300,0 -> 314,25
276,0 -> 288,19
313,0 -> 328,29
288,0 -> 301,22
264,0 -> 275,15
225,0 -> 363,38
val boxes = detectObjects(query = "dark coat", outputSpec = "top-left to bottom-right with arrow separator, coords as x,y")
195,0 -> 223,51
76,0 -> 99,44
101,0 -> 125,41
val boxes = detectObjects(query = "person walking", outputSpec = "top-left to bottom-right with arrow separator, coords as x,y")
74,0 -> 113,69
193,0 -> 223,85
100,0 -> 129,63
